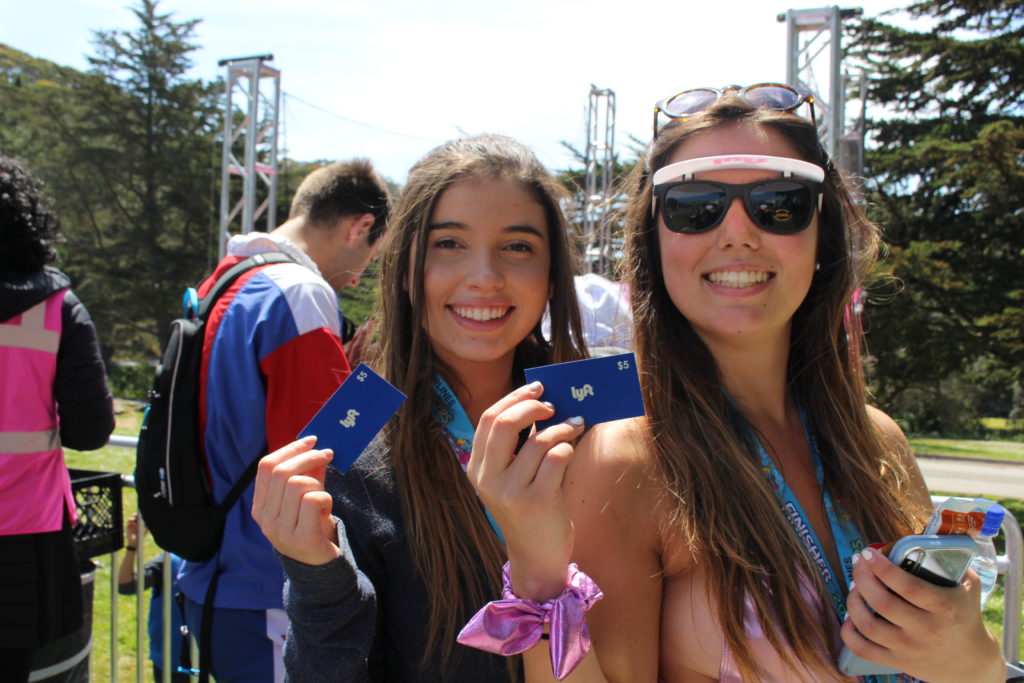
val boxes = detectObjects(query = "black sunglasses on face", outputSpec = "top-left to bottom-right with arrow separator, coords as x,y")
654,177 -> 822,235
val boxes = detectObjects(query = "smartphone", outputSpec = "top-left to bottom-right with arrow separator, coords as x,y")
837,534 -> 977,677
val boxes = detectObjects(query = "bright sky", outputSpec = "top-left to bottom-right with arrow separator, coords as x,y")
3,0 -> 913,184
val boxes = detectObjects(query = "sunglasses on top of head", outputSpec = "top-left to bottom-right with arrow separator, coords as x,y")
651,155 -> 825,235
652,83 -> 816,138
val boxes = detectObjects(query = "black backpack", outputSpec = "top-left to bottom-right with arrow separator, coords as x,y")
136,251 -> 297,682
135,251 -> 295,561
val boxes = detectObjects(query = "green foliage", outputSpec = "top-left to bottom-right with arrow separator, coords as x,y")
889,375 -> 985,436
851,1 -> 1024,432
107,362 -> 155,402
0,0 -> 221,362
77,0 -> 221,358
339,258 -> 380,327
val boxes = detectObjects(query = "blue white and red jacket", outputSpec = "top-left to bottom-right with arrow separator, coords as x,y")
178,233 -> 352,610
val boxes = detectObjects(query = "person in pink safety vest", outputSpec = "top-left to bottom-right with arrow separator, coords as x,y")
0,156 -> 115,682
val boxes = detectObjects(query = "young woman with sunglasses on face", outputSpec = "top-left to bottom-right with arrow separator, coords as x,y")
465,87 -> 1005,681
251,134 -> 588,682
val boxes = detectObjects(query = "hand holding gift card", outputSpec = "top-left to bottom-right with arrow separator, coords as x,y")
524,352 -> 645,430
296,362 -> 407,473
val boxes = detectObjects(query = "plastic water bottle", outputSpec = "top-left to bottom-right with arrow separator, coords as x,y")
972,503 -> 1004,608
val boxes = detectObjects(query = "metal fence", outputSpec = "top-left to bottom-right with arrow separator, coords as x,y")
65,472 -> 190,683
931,495 -> 1023,676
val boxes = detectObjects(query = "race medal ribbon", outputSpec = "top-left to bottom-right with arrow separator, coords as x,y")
752,403 -> 910,682
431,373 -> 504,544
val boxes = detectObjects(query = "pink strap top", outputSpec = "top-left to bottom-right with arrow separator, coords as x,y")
718,581 -> 857,683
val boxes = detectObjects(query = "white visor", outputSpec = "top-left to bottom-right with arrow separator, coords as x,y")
651,154 -> 825,186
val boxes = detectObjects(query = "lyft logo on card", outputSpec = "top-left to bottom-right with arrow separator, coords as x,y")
296,363 -> 406,472
524,352 -> 645,430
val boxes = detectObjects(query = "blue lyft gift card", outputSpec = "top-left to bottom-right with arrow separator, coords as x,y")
524,352 -> 645,431
296,363 -> 407,473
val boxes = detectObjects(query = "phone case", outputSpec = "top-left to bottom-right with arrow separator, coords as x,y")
836,534 -> 977,676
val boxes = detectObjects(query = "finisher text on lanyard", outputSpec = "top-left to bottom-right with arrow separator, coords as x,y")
431,374 -> 505,544
753,404 -> 911,683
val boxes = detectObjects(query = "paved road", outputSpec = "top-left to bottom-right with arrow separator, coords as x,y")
917,455 -> 1024,499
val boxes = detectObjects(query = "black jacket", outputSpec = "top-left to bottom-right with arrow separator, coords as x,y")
280,440 -> 514,682
1,266 -> 114,450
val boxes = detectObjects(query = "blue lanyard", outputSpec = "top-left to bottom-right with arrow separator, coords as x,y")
430,374 -> 505,544
752,403 -> 909,683
753,402 -> 861,621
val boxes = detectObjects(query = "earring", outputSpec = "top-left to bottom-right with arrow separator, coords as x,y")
814,262 -> 821,272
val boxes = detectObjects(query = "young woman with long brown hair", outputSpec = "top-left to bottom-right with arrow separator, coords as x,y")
466,88 -> 1005,681
251,134 -> 587,681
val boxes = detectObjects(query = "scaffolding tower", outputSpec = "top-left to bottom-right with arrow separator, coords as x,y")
217,54 -> 281,259
582,85 -> 617,276
778,6 -> 866,176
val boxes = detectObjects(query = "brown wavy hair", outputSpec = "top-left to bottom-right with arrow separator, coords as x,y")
374,134 -> 587,673
622,99 -> 929,678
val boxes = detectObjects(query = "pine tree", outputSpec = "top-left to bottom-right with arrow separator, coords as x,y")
1,2 -> 221,361
78,0 -> 221,357
850,0 -> 1024,430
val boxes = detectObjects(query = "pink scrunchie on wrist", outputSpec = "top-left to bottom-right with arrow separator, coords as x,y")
457,562 -> 603,680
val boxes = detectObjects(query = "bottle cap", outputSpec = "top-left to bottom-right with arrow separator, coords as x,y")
980,503 -> 1005,537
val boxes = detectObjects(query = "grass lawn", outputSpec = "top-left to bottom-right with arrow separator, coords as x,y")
65,402 -> 1024,679
981,417 -> 1024,432
910,437 -> 1024,463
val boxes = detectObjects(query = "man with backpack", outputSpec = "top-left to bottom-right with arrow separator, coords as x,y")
177,159 -> 390,683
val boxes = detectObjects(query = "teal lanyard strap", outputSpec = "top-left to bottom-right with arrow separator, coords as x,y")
754,402 -> 861,620
431,374 -> 505,544
753,402 -> 910,683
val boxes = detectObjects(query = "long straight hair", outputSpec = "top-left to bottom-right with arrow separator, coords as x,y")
623,101 -> 929,678
374,135 -> 587,672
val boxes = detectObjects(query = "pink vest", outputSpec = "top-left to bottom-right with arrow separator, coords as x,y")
0,289 -> 76,534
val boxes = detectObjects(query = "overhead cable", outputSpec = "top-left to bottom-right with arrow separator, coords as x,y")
283,92 -> 440,142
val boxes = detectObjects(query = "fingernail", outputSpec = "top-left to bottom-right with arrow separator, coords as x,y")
861,548 -> 874,562
848,580 -> 855,590
302,435 -> 318,444
543,401 -> 556,410
567,416 -> 584,426
851,553 -> 860,566
527,381 -> 542,391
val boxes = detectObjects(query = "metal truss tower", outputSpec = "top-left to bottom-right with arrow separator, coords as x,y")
217,54 -> 281,259
778,7 -> 866,176
583,85 -> 617,276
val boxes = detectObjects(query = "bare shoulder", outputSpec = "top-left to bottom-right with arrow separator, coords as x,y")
866,405 -> 914,469
866,405 -> 909,447
866,405 -> 931,508
575,416 -> 654,467
567,418 -> 659,503
565,417 -> 663,543
565,417 -> 666,679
